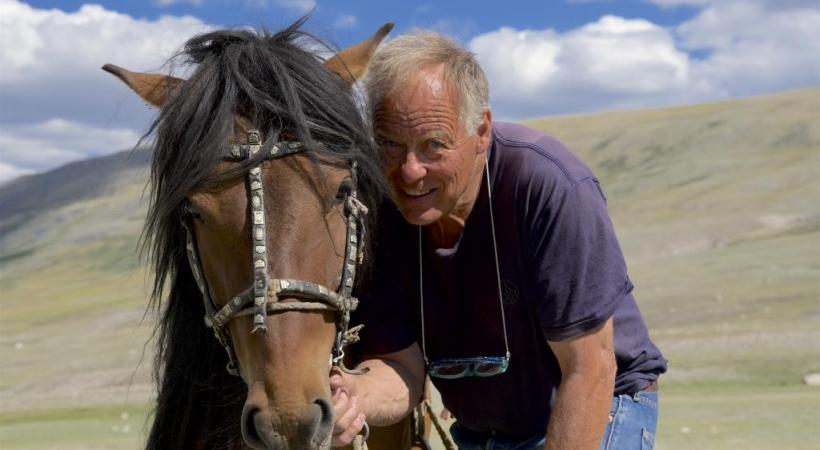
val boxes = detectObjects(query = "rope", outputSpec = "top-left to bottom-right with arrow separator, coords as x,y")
423,400 -> 457,450
351,421 -> 370,450
352,435 -> 368,450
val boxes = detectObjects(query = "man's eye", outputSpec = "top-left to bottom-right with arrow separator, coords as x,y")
377,138 -> 405,157
377,137 -> 399,148
424,139 -> 447,155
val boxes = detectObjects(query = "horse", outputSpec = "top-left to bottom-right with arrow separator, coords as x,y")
102,18 -> 415,449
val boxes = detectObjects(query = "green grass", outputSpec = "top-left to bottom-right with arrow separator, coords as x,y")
657,384 -> 820,450
0,404 -> 151,449
0,385 -> 816,450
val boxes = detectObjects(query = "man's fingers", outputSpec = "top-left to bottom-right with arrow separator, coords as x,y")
329,369 -> 365,447
331,413 -> 366,447
332,389 -> 351,417
329,369 -> 345,391
333,393 -> 359,434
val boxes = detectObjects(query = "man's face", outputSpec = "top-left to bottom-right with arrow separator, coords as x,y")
373,64 -> 490,226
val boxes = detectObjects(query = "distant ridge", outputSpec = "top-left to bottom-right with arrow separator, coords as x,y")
520,86 -> 820,122
0,148 -> 150,221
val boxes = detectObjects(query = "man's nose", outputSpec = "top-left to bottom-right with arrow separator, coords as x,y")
400,150 -> 426,184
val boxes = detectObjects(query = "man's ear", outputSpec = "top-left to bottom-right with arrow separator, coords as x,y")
324,22 -> 393,86
101,64 -> 184,108
475,110 -> 493,154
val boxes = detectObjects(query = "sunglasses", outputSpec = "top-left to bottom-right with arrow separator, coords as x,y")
418,165 -> 512,381
428,354 -> 510,379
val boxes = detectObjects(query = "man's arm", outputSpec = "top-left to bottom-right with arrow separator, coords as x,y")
330,342 -> 426,447
545,317 -> 616,450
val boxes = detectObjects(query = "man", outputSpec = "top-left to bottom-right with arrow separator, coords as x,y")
331,31 -> 667,450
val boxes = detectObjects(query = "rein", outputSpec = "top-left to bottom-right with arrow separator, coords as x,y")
181,129 -> 368,377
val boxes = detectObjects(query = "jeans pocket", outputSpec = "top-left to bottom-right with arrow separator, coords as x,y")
635,391 -> 658,408
641,428 -> 655,450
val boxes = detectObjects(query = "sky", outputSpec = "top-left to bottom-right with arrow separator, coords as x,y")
0,0 -> 818,184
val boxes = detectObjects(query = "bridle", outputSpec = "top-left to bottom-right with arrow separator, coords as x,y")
181,129 -> 368,377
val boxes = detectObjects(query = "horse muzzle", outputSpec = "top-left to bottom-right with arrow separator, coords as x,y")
241,397 -> 334,450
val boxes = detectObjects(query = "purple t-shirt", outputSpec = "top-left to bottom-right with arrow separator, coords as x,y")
353,122 -> 667,438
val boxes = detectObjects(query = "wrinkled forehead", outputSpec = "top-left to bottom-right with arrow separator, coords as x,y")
373,101 -> 461,142
404,63 -> 452,93
376,65 -> 464,125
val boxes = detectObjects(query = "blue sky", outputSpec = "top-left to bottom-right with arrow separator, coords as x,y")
23,0 -> 702,40
1,0 -> 818,183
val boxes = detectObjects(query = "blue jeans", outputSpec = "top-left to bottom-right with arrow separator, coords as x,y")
449,423 -> 546,450
449,391 -> 659,450
600,391 -> 658,450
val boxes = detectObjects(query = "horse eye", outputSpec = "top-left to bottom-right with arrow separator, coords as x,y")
336,179 -> 353,199
334,181 -> 353,202
182,201 -> 203,220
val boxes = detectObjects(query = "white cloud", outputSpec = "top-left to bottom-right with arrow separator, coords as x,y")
470,3 -> 820,120
560,16 -> 689,93
0,1 -> 211,85
154,0 -> 204,6
333,14 -> 357,30
0,119 -> 142,184
679,1 -> 820,98
471,16 -> 693,118
0,0 -> 212,181
471,27 -> 561,97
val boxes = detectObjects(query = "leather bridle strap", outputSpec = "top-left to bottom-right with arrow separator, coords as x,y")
209,280 -> 356,327
182,129 -> 368,376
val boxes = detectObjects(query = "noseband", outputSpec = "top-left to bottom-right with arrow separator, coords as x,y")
181,129 -> 368,377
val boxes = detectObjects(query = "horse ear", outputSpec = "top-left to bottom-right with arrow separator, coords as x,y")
102,64 -> 184,108
325,22 -> 394,86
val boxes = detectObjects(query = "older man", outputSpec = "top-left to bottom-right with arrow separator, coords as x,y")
331,31 -> 667,450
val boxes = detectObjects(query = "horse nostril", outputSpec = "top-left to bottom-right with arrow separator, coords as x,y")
241,406 -> 265,449
312,397 -> 334,446
242,399 -> 334,449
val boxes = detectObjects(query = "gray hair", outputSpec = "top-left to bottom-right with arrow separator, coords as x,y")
364,31 -> 490,133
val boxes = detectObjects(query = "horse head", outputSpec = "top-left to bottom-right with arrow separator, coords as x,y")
104,19 -> 391,449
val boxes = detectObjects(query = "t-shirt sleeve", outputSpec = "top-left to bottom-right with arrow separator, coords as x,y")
524,174 -> 630,342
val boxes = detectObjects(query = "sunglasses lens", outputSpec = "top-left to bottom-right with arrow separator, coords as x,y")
430,362 -> 471,379
473,360 -> 507,376
429,357 -> 509,379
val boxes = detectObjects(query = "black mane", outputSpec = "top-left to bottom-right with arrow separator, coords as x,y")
141,18 -> 384,449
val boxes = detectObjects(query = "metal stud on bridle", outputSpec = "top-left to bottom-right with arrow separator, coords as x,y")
181,129 -> 368,377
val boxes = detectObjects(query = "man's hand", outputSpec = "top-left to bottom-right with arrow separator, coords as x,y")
327,344 -> 426,447
330,369 -> 367,447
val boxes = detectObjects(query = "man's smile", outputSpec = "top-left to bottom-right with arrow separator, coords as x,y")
399,186 -> 437,198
